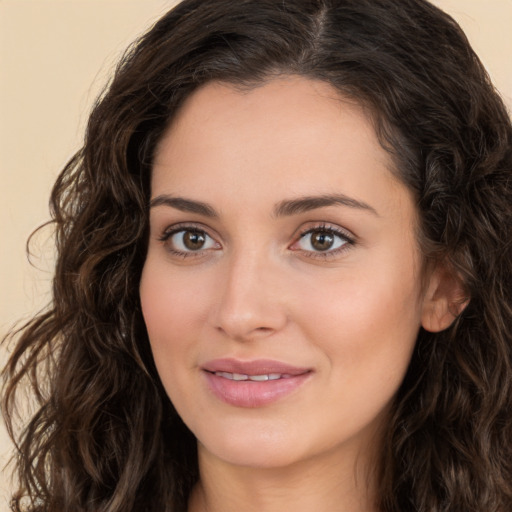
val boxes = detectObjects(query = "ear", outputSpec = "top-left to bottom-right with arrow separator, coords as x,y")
421,262 -> 469,333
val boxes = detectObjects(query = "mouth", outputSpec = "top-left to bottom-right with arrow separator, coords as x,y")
201,358 -> 312,408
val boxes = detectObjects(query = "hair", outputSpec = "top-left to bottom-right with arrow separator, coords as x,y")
2,0 -> 512,511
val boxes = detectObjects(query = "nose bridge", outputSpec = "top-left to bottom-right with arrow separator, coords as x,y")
212,244 -> 287,339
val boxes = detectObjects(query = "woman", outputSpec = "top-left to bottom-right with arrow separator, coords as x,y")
2,0 -> 511,511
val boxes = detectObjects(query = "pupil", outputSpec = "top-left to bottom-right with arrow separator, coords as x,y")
311,231 -> 334,251
183,231 -> 205,250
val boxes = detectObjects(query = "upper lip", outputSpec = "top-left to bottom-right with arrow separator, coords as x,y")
201,358 -> 312,376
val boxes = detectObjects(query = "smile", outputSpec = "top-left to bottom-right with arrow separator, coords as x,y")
202,359 -> 312,408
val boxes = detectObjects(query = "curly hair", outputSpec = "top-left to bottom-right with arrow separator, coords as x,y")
2,0 -> 512,511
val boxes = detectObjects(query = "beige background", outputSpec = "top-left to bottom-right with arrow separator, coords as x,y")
1,0 -> 511,509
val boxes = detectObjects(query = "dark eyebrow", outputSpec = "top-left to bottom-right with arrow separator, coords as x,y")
149,195 -> 218,218
273,194 -> 379,217
149,193 -> 378,219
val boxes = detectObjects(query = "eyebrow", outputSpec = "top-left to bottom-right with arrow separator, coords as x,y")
273,194 -> 379,217
150,195 -> 218,217
149,193 -> 379,218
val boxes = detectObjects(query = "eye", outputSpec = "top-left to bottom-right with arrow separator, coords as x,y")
160,227 -> 220,255
290,225 -> 354,256
298,229 -> 346,252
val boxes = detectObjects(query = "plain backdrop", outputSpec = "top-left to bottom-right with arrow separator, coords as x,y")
1,0 -> 511,509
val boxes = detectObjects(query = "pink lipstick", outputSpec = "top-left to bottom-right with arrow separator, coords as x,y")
202,358 -> 312,408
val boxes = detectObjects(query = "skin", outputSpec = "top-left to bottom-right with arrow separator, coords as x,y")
139,76 -> 456,512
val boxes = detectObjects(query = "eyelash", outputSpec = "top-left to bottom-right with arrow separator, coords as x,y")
157,222 -> 355,260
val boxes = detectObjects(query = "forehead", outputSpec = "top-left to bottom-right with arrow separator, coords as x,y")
152,76 -> 408,218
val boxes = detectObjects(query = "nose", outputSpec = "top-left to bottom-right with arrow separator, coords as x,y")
210,249 -> 288,341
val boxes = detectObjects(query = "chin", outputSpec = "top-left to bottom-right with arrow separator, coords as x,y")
195,417 -> 313,469
204,443 -> 308,470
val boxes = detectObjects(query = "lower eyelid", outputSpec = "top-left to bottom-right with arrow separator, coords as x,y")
303,245 -> 351,258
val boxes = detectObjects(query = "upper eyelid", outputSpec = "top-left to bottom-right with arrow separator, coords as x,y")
296,222 -> 355,241
158,221 -> 216,237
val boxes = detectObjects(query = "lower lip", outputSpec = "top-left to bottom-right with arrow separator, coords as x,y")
203,371 -> 311,408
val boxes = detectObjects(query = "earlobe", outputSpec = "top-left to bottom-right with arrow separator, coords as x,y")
421,263 -> 469,333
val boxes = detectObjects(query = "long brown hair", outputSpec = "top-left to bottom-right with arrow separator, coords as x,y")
3,1 -> 512,511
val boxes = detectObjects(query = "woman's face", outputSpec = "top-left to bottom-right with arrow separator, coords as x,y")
140,77 -> 431,471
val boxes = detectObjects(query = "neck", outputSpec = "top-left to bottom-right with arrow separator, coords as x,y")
188,443 -> 378,512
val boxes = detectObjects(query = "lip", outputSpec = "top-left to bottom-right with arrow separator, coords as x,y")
202,358 -> 311,376
202,358 -> 312,408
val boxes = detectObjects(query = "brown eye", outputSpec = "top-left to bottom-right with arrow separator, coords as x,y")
310,231 -> 335,251
182,230 -> 206,250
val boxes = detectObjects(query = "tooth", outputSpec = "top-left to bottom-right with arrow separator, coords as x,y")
248,374 -> 269,381
213,371 -> 284,381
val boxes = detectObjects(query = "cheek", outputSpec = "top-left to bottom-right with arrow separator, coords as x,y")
295,258 -> 423,389
292,273 -> 421,440
139,258 -> 209,387
139,259 -> 212,421
140,257 -> 208,339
